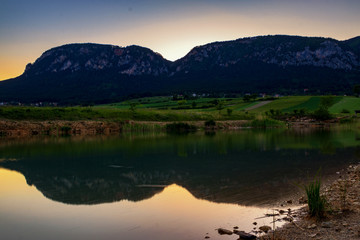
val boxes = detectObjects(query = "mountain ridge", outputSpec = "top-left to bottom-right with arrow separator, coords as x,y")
1,35 -> 360,104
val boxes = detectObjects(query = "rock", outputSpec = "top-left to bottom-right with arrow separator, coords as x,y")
205,236 -> 210,239
283,216 -> 292,222
233,226 -> 239,229
279,209 -> 285,214
309,233 -> 318,238
233,230 -> 256,239
307,224 -> 317,229
287,200 -> 293,204
259,225 -> 272,233
217,228 -> 233,235
321,222 -> 332,228
252,222 -> 257,225
299,196 -> 308,204
265,213 -> 279,217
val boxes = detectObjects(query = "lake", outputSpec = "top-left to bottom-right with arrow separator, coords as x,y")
1,127 -> 359,240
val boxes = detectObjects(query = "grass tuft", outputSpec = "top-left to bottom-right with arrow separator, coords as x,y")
304,173 -> 327,219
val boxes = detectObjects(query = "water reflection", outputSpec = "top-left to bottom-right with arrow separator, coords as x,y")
0,129 -> 359,206
0,169 -> 272,240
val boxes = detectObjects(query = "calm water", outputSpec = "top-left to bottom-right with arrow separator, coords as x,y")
1,128 -> 360,240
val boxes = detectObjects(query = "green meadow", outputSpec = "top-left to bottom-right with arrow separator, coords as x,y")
0,95 -> 359,121
99,95 -> 360,114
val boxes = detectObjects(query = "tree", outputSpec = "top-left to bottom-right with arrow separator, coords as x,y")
129,102 -> 139,114
192,101 -> 197,108
227,108 -> 233,116
177,100 -> 187,108
354,85 -> 360,97
250,94 -> 257,101
243,95 -> 251,102
313,96 -> 334,120
216,101 -> 225,114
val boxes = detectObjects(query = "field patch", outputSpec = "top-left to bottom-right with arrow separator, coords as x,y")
251,96 -> 311,113
329,97 -> 360,114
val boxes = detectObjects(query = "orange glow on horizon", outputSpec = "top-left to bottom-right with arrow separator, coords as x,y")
1,9 -> 359,81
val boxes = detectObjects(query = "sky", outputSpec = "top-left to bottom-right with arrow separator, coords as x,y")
1,0 -> 360,80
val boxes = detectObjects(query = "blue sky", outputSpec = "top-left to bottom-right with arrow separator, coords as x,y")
1,0 -> 360,80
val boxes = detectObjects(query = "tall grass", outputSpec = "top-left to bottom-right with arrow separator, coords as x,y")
249,116 -> 285,128
304,174 -> 327,219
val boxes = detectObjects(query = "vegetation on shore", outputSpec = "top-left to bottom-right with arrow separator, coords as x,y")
0,96 -> 359,130
304,173 -> 327,219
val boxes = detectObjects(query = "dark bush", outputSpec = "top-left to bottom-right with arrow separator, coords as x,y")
204,120 -> 216,127
312,107 -> 332,120
60,126 -> 72,135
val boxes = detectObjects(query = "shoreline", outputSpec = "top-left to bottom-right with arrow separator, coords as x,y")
0,118 -> 354,138
260,163 -> 360,240
0,119 -> 252,137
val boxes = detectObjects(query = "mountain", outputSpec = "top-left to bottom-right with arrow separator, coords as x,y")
0,44 -> 171,104
1,35 -> 360,104
168,35 -> 360,94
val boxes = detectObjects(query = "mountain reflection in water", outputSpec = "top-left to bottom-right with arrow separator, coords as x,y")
0,129 -> 359,206
0,169 -> 271,240
1,129 -> 360,240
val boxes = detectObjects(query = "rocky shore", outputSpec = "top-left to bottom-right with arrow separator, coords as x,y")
213,163 -> 360,240
261,163 -> 360,240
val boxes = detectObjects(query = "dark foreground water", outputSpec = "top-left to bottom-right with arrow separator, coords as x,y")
1,128 -> 360,240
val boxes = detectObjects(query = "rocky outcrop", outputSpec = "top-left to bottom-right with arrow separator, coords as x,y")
175,36 -> 360,72
25,44 -> 170,77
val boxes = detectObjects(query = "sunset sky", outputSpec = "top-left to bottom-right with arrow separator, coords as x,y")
1,0 -> 360,80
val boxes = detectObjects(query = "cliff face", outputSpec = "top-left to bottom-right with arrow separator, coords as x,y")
175,36 -> 360,72
1,35 -> 360,104
24,44 -> 170,76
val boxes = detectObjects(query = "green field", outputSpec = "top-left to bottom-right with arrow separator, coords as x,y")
329,97 -> 360,114
250,96 -> 309,113
248,96 -> 357,114
0,95 -> 359,121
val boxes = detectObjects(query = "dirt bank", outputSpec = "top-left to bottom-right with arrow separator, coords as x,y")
0,120 -> 123,137
0,120 -> 251,137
